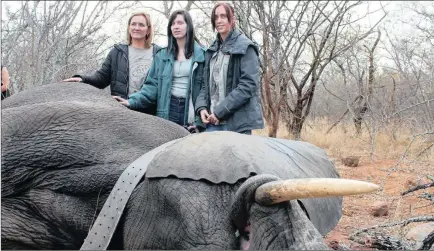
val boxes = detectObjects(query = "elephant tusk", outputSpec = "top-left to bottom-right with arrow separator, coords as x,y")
255,178 -> 379,205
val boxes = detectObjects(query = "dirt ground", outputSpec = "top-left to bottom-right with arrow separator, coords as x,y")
324,158 -> 434,250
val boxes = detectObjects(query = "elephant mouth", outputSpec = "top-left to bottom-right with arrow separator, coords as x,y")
239,223 -> 251,251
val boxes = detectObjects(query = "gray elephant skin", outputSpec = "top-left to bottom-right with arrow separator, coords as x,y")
1,83 -> 342,250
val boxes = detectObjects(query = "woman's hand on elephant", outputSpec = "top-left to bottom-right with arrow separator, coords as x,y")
63,77 -> 83,82
112,96 -> 129,107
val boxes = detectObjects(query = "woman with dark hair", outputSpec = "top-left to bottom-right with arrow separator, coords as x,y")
64,11 -> 161,114
195,2 -> 264,134
114,10 -> 206,133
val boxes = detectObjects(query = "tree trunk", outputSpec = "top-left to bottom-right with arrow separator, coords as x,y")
390,77 -> 398,140
268,112 -> 279,138
353,31 -> 381,136
354,116 -> 363,135
288,101 -> 304,139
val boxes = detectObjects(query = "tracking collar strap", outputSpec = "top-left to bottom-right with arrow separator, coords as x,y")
80,138 -> 182,250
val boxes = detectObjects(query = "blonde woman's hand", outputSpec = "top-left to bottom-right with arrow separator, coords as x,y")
63,77 -> 83,82
112,96 -> 130,107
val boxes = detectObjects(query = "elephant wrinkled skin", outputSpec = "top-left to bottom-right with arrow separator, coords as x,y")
2,83 -> 343,250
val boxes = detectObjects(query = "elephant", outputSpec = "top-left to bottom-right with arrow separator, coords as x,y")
1,83 -> 377,250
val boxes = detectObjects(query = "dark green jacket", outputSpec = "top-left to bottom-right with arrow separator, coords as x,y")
195,29 -> 264,132
128,42 -> 206,128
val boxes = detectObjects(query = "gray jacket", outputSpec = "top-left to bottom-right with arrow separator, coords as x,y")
195,29 -> 264,132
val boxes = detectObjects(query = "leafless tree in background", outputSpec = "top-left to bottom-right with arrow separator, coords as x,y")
317,1 -> 433,162
1,1 -> 135,94
324,31 -> 381,136
234,1 -> 386,138
380,2 -> 434,143
380,6 -> 434,165
139,0 -> 216,46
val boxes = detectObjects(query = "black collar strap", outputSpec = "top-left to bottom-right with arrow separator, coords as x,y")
80,138 -> 183,250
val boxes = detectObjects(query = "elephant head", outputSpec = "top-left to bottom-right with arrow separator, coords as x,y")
82,132 -> 378,250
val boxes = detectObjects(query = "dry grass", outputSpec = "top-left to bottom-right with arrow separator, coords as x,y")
255,118 -> 433,249
253,117 -> 434,164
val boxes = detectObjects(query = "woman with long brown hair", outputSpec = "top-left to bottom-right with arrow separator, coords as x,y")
195,2 -> 264,134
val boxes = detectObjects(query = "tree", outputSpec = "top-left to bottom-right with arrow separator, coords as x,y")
138,0 -> 216,46
382,9 -> 434,136
234,1 -> 386,138
1,1 -> 135,94
324,30 -> 381,135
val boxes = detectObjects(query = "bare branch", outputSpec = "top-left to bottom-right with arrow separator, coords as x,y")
351,216 -> 434,237
401,182 -> 434,196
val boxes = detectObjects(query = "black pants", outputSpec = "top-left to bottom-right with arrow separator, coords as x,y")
168,95 -> 186,127
1,89 -> 10,100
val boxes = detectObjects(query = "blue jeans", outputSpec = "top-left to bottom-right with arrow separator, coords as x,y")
205,124 -> 252,135
169,95 -> 186,126
206,124 -> 228,132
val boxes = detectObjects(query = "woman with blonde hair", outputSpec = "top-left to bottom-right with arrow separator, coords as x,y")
64,11 -> 161,113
